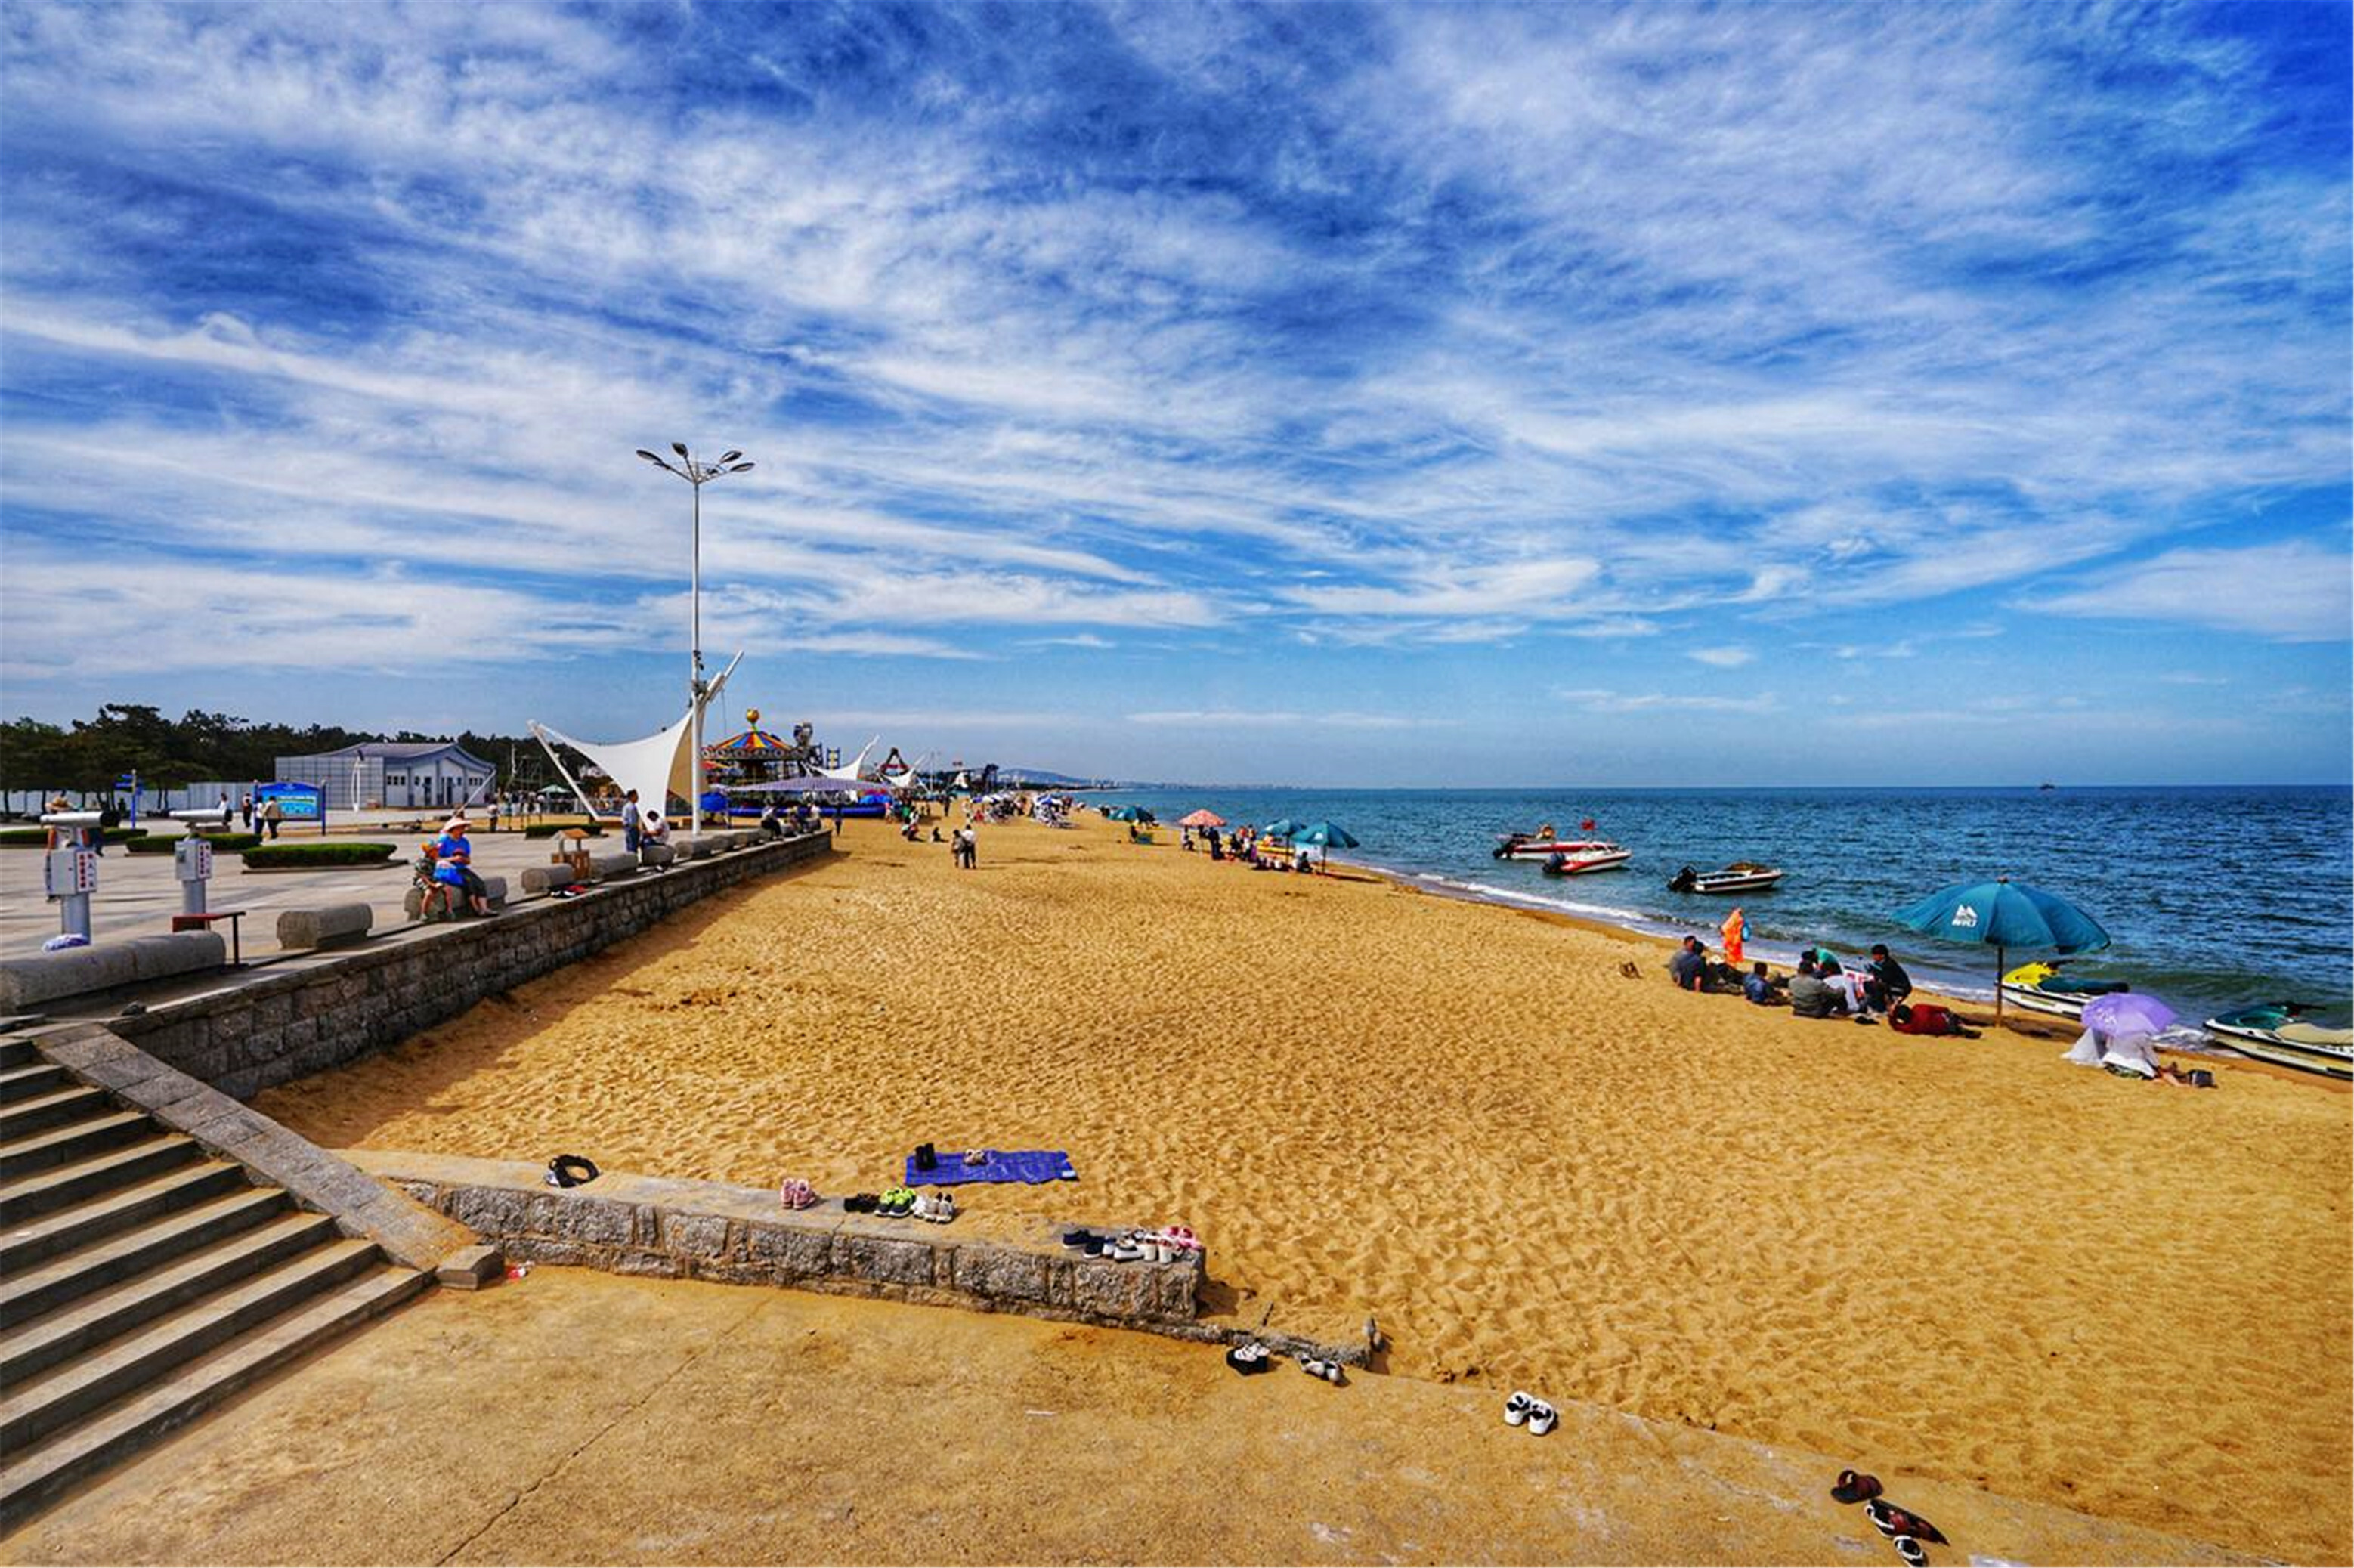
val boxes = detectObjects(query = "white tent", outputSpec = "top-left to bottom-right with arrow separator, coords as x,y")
531,654 -> 741,821
2065,1027 -> 2159,1078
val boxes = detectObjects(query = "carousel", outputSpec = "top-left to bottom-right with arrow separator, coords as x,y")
700,710 -> 897,818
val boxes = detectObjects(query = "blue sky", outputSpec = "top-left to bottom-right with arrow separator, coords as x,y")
2,1 -> 2347,786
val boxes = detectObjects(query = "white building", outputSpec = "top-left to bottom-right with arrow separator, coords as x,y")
275,742 -> 496,811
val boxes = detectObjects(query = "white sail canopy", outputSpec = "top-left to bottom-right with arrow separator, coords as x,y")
531,654 -> 739,818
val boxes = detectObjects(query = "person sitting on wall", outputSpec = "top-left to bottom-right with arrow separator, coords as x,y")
434,818 -> 493,917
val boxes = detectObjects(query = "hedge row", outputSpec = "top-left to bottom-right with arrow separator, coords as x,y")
242,842 -> 400,869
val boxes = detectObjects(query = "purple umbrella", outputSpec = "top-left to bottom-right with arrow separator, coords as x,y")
2080,992 -> 2176,1036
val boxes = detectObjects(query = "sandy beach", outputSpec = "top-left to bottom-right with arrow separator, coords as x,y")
255,813 -> 2353,1564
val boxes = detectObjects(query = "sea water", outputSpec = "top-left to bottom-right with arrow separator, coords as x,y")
1091,785 -> 2353,1025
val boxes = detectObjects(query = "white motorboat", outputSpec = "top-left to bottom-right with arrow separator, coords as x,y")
1666,861 -> 1785,895
1533,841 -> 1631,874
1495,821 -> 1629,874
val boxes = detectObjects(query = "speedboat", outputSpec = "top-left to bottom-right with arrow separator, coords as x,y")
1536,842 -> 1631,875
2204,1004 -> 2353,1080
1496,821 -> 1628,872
1667,862 -> 1784,895
1998,960 -> 2132,1020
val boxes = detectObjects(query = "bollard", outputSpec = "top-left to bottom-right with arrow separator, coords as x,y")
44,844 -> 97,942
174,834 -> 215,917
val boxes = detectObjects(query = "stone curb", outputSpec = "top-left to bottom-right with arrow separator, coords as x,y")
336,1152 -> 1372,1357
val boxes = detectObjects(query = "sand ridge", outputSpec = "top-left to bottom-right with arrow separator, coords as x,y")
255,813 -> 2354,1564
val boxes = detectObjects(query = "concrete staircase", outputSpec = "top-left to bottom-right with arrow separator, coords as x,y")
0,1035 -> 428,1526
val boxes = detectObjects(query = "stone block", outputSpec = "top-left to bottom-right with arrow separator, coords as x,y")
689,1257 -> 769,1286
276,903 -> 373,951
0,947 -> 135,1011
639,844 -> 676,868
526,1192 -> 637,1247
125,932 -> 228,983
744,1219 -> 834,1278
446,1184 -> 534,1236
1152,1260 -> 1202,1320
951,1242 -> 1052,1304
436,1243 -> 505,1289
1069,1259 -> 1154,1318
836,1229 -> 939,1289
660,1210 -> 732,1258
589,852 -> 639,881
609,1249 -> 683,1279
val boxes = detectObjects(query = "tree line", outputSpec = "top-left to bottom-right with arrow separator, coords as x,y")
0,704 -> 570,793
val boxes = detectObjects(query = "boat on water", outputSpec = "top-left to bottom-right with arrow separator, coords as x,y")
1998,960 -> 2133,1020
1496,821 -> 1629,874
1667,861 -> 1784,895
1536,843 -> 1631,875
2204,1004 -> 2354,1080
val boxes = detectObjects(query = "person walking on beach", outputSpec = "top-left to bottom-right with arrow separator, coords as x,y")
240,793 -> 254,830
621,790 -> 642,854
262,797 -> 283,840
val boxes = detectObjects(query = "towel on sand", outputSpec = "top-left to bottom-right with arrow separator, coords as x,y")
905,1149 -> 1078,1186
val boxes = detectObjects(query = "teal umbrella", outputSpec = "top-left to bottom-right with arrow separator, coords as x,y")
1293,821 -> 1359,867
1892,875 -> 2111,1022
1260,818 -> 1301,839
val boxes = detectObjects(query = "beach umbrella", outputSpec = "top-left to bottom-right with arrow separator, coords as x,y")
1292,821 -> 1359,867
2080,992 -> 2176,1038
1892,876 -> 2111,1022
1102,805 -> 1140,821
1177,809 -> 1226,829
1260,818 -> 1301,840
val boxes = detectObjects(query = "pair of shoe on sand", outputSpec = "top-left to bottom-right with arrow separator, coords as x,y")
1502,1390 -> 1557,1436
1224,1342 -> 1344,1384
1833,1471 -> 1947,1566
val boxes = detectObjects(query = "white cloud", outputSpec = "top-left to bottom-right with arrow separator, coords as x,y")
1687,645 -> 1754,669
2014,540 -> 2354,643
1553,688 -> 1766,715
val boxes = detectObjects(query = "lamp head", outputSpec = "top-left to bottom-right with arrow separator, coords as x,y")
671,441 -> 690,459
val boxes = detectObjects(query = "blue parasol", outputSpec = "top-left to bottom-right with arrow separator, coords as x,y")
1892,876 -> 2111,1022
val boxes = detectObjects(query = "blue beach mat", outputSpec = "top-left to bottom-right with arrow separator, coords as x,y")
905,1149 -> 1078,1186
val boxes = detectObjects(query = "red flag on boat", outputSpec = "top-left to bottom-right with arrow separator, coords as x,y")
1580,818 -> 1595,833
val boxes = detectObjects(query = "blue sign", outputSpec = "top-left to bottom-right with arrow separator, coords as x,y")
255,782 -> 324,820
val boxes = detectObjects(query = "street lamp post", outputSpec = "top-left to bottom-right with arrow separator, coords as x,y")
636,441 -> 755,843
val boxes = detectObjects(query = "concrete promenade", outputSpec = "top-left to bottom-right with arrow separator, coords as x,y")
0,1267 -> 2242,1567
0,818 -> 818,960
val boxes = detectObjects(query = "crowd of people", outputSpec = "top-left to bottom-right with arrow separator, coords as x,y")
1665,935 -> 1979,1036
1184,822 -> 1319,874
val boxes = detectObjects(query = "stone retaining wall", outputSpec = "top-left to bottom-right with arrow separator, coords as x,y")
349,1151 -> 1217,1335
109,832 -> 834,1099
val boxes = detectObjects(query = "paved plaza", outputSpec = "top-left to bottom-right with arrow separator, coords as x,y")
0,816 -> 806,962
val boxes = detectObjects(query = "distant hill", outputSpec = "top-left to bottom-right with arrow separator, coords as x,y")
994,766 -> 1105,787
